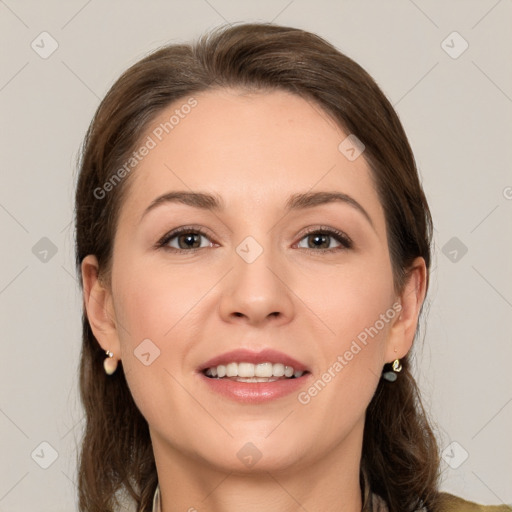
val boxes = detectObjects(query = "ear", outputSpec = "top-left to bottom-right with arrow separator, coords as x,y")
385,257 -> 427,363
81,255 -> 121,363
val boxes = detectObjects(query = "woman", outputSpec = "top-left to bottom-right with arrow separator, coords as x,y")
75,22 -> 511,512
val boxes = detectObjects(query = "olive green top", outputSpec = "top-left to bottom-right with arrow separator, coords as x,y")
151,485 -> 512,511
437,492 -> 512,512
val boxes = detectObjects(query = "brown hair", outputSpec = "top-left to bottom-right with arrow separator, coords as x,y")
75,22 -> 440,512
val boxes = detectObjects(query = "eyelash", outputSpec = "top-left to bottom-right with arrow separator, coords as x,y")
155,225 -> 353,254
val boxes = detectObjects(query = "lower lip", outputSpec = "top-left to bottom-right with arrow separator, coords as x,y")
198,372 -> 311,403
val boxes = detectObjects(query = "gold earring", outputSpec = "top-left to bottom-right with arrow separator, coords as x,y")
104,350 -> 118,375
382,358 -> 402,382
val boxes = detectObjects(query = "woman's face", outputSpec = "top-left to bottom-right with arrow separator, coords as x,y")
85,88 -> 422,475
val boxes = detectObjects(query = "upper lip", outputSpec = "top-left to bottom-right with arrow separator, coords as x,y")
199,348 -> 309,373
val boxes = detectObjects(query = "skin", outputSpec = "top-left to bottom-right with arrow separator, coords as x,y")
82,88 -> 426,512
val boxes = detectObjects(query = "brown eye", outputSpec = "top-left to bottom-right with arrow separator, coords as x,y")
296,228 -> 352,252
174,232 -> 203,250
157,227 -> 214,252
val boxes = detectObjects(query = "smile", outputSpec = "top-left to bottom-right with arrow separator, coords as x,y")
203,361 -> 306,380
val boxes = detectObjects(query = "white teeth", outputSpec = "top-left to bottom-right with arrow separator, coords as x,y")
239,362 -> 255,377
226,362 -> 238,377
255,362 -> 273,377
204,361 -> 305,379
272,363 -> 285,377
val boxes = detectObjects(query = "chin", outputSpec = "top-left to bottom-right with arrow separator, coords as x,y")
196,432 -> 310,474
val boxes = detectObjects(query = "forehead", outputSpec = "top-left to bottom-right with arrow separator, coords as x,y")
117,87 -> 385,232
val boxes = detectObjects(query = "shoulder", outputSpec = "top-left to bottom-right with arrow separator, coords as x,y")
437,492 -> 512,512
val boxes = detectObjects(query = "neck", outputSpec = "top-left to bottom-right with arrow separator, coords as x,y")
151,422 -> 365,512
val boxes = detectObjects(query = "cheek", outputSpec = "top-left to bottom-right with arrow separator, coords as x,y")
112,257 -> 205,345
108,260 -> 188,406
110,270 -> 203,439
302,251 -> 395,349
296,252 -> 395,407
296,296 -> 393,447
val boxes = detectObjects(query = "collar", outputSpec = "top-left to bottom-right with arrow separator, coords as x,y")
152,484 -> 161,512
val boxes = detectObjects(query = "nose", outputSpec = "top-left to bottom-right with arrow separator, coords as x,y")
218,241 -> 294,327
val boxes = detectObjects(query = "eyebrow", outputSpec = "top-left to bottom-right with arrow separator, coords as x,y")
141,190 -> 375,229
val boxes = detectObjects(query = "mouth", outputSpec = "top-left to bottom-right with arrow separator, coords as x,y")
197,348 -> 311,403
198,347 -> 310,380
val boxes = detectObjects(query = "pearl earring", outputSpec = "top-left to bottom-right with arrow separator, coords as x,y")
103,350 -> 118,375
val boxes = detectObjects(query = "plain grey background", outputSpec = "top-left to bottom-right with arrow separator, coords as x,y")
1,1 -> 511,510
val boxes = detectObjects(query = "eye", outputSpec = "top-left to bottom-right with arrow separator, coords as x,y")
296,226 -> 352,252
156,226 -> 215,252
156,225 -> 353,253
